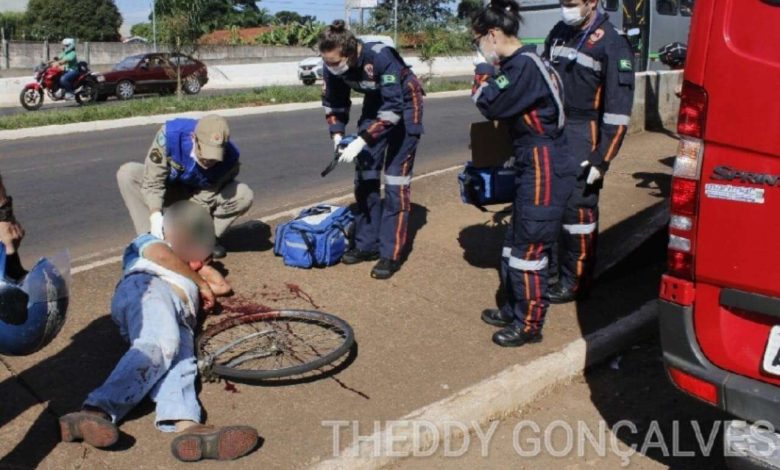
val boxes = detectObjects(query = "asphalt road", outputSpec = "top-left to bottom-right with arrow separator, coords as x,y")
1,95 -> 480,265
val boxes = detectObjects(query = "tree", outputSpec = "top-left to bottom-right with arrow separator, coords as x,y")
457,0 -> 482,20
274,10 -> 317,25
155,0 -> 209,100
0,12 -> 28,40
130,23 -> 153,41
370,0 -> 454,32
25,0 -> 122,41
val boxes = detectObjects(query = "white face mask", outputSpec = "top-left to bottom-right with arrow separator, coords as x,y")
477,37 -> 500,65
326,61 -> 349,76
561,5 -> 589,26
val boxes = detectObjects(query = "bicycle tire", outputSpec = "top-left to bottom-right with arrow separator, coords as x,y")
197,309 -> 355,381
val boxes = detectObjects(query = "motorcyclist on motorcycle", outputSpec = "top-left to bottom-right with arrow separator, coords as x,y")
54,38 -> 78,100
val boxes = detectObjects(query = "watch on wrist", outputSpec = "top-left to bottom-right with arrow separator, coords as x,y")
0,196 -> 14,222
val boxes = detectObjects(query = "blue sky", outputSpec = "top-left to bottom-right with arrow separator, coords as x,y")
116,0 -> 348,36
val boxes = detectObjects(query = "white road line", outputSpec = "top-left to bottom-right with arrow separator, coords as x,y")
71,164 -> 464,275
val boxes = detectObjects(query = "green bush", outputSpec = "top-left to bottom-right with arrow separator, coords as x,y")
255,22 -> 324,48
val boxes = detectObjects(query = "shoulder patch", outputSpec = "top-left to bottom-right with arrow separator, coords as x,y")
381,74 -> 397,85
156,131 -> 166,148
149,148 -> 164,165
371,43 -> 387,54
495,74 -> 510,90
589,28 -> 605,43
618,59 -> 633,72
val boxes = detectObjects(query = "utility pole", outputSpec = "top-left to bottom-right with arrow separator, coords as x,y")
152,0 -> 157,52
393,0 -> 398,46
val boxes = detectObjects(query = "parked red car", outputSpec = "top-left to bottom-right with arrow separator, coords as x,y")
660,0 -> 780,468
96,53 -> 208,101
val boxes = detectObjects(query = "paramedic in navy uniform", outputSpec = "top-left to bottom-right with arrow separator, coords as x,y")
544,0 -> 635,303
318,20 -> 425,280
472,0 -> 577,347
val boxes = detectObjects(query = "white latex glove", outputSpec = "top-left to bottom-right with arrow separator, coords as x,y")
473,51 -> 487,66
150,211 -> 164,239
581,160 -> 603,185
338,136 -> 367,163
333,133 -> 343,150
503,157 -> 516,168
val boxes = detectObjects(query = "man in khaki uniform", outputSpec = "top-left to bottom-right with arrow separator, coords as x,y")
117,115 -> 253,259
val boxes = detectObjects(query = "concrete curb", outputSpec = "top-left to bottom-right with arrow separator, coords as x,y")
310,204 -> 669,469
312,302 -> 659,470
0,90 -> 471,142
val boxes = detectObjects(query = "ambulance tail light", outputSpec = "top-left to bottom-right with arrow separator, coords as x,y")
667,366 -> 719,405
666,82 -> 707,283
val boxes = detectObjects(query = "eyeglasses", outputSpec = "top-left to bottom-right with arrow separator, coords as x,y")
471,35 -> 483,51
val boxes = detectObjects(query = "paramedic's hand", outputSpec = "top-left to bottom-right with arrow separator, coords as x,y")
338,136 -> 366,163
198,280 -> 216,313
333,133 -> 343,151
581,161 -> 603,185
150,211 -> 164,239
503,157 -> 516,169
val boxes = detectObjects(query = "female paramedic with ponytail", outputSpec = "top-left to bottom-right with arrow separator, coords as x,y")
318,20 -> 425,280
472,0 -> 577,347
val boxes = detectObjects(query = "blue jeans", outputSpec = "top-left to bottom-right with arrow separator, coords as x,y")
59,70 -> 78,93
84,273 -> 201,432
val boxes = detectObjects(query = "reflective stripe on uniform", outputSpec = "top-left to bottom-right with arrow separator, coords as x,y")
508,255 -> 549,271
324,106 -> 348,114
378,110 -> 401,124
384,174 -> 412,186
563,223 -> 597,235
502,247 -> 512,258
558,47 -> 602,72
357,170 -> 381,180
603,113 -> 631,126
472,83 -> 488,103
360,81 -> 378,90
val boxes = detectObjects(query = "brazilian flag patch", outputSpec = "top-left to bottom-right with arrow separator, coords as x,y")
381,74 -> 397,85
495,74 -> 510,90
619,59 -> 633,72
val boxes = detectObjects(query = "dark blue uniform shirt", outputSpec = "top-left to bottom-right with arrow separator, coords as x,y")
544,14 -> 635,170
322,41 -> 424,146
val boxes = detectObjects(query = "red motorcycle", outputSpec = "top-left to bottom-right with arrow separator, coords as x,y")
19,61 -> 101,111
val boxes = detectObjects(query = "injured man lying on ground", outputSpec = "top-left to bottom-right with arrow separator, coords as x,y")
58,200 -> 259,463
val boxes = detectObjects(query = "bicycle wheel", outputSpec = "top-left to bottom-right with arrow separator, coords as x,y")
197,309 -> 355,382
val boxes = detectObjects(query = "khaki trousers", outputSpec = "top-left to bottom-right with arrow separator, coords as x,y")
117,162 -> 254,238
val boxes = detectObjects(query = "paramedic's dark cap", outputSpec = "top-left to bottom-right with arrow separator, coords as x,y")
163,201 -> 216,253
194,115 -> 230,162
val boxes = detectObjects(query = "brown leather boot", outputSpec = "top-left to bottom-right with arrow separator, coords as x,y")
171,424 -> 258,462
59,410 -> 119,448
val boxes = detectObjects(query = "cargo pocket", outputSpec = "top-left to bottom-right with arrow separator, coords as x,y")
517,205 -> 564,246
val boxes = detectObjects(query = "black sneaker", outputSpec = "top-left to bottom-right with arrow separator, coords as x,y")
371,258 -> 400,280
548,283 -> 578,304
481,308 -> 514,327
342,248 -> 379,265
492,326 -> 543,347
212,243 -> 227,260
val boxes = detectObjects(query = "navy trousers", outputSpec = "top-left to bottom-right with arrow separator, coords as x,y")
500,141 -> 574,334
555,119 -> 602,292
353,124 -> 420,261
